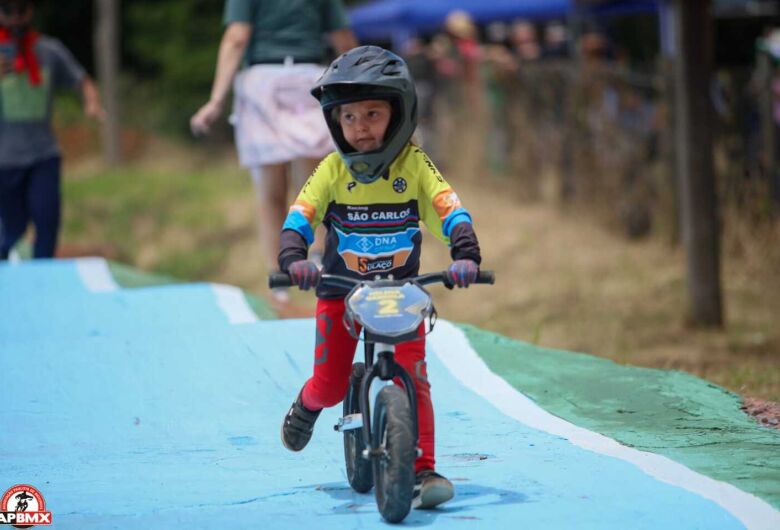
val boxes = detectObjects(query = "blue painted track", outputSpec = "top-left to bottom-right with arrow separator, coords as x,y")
0,260 -> 746,528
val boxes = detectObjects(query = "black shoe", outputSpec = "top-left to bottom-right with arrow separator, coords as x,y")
281,391 -> 321,452
412,469 -> 454,509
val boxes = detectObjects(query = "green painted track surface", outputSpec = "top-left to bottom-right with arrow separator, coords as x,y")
462,325 -> 780,509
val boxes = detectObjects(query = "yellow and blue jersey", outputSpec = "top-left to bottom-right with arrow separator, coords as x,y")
279,143 -> 480,298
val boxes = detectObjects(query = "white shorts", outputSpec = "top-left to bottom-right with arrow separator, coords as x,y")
231,63 -> 335,167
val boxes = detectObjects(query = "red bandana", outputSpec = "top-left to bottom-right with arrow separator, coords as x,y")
0,27 -> 41,86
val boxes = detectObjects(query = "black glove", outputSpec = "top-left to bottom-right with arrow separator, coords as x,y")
288,260 -> 320,290
447,259 -> 479,288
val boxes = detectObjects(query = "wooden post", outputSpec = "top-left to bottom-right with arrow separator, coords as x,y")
758,50 -> 778,210
658,0 -> 679,245
95,0 -> 121,165
671,0 -> 723,326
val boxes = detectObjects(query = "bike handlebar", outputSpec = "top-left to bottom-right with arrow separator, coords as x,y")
268,270 -> 495,290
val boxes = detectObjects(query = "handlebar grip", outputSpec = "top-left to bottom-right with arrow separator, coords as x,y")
476,270 -> 495,285
268,272 -> 293,289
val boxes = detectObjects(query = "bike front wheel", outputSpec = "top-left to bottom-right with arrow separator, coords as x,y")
372,385 -> 415,523
344,362 -> 373,493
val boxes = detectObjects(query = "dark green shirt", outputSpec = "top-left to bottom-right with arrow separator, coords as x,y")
224,0 -> 350,64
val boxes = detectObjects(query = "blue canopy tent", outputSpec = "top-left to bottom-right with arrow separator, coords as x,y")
347,0 -> 670,49
349,0 -> 572,45
583,0 -> 658,17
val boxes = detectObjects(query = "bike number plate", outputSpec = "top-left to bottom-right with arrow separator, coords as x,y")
346,283 -> 431,337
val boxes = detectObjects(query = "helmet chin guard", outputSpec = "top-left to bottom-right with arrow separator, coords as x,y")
311,46 -> 418,184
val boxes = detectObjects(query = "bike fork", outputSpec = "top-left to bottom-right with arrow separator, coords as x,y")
358,343 -> 420,459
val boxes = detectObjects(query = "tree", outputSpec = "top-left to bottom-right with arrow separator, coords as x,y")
125,0 -> 224,133
665,0 -> 724,326
95,0 -> 122,164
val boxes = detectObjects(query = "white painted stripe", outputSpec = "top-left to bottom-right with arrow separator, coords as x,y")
429,319 -> 780,530
212,284 -> 258,324
76,257 -> 119,292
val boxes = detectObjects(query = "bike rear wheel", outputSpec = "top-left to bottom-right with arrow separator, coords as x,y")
372,385 -> 415,523
344,362 -> 373,493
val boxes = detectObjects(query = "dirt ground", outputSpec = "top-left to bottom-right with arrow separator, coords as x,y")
741,398 -> 780,428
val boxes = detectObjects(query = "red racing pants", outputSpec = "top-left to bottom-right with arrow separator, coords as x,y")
301,297 -> 436,472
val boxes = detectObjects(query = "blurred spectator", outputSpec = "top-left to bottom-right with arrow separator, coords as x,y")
0,0 -> 103,260
771,60 -> 780,204
580,31 -> 610,65
510,20 -> 541,63
615,87 -> 658,238
507,20 -> 545,192
540,21 -> 570,179
746,30 -> 778,189
485,21 -> 509,47
428,10 -> 484,176
443,10 -> 482,106
543,21 -> 569,59
402,37 -> 436,155
190,0 -> 357,304
483,22 -> 516,174
555,29 -> 612,200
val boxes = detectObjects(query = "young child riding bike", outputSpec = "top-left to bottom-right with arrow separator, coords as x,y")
278,45 -> 482,510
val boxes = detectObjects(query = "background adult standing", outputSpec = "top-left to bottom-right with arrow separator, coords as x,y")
190,0 -> 357,304
0,0 -> 103,260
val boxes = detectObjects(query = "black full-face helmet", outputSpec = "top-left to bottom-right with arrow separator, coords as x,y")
311,45 -> 417,184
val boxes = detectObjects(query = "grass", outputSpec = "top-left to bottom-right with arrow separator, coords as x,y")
418,173 -> 780,402
61,142 -> 250,281
55,138 -> 780,402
